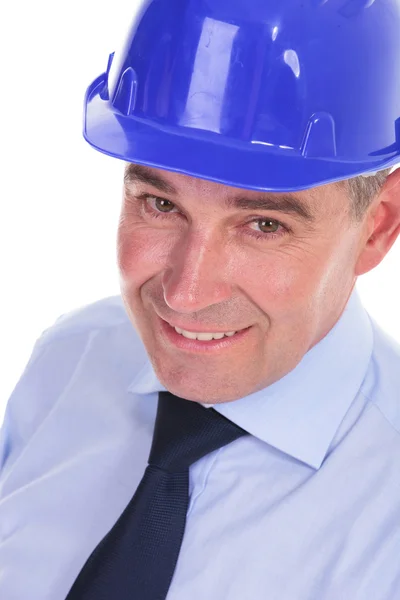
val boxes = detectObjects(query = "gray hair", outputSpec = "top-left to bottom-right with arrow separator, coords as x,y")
344,168 -> 393,222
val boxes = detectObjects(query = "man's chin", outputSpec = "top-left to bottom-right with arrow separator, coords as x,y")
150,360 -> 254,404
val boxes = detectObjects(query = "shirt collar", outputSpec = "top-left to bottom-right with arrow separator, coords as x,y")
127,287 -> 373,470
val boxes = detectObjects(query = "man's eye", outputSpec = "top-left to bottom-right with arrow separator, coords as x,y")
255,219 -> 281,234
144,195 -> 178,215
153,197 -> 176,213
246,218 -> 288,241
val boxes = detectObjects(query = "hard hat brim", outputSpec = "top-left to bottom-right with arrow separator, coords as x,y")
84,75 -> 398,192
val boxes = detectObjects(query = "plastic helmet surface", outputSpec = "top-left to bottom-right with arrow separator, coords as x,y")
84,0 -> 400,191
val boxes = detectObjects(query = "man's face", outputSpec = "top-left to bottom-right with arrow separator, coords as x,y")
117,165 -> 367,404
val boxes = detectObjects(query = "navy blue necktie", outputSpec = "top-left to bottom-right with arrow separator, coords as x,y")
65,391 -> 250,599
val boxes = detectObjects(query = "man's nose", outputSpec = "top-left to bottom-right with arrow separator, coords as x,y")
162,231 -> 233,314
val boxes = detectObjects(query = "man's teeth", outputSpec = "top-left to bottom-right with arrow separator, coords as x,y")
174,326 -> 238,341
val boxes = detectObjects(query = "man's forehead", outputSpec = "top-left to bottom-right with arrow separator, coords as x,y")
124,163 -> 342,223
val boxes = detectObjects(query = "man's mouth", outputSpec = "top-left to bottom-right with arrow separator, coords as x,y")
172,325 -> 241,342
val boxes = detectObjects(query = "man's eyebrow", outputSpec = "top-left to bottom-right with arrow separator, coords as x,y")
225,195 -> 316,222
124,163 -> 316,222
124,164 -> 177,195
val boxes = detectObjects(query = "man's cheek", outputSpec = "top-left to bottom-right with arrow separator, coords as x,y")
117,230 -> 170,282
249,262 -> 302,306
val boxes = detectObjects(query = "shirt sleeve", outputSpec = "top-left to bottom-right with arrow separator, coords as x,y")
0,316 -> 68,481
0,297 -> 127,488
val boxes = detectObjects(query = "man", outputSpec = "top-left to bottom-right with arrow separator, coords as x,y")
1,1 -> 400,598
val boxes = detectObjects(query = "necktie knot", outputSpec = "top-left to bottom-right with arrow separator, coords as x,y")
148,391 -> 250,472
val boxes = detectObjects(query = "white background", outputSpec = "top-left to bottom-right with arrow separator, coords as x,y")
1,1 -> 400,425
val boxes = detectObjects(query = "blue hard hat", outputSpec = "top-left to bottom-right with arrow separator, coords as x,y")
83,0 -> 400,191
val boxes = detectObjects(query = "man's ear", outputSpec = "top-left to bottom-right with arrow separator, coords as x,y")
355,168 -> 400,276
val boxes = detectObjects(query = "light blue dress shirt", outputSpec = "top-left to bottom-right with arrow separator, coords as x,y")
1,287 -> 400,599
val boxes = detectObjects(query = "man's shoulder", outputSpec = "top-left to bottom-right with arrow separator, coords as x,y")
32,294 -> 147,383
39,295 -> 132,345
0,296 -> 146,476
364,316 -> 400,433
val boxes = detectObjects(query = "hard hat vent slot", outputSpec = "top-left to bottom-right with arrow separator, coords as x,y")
301,112 -> 337,159
112,67 -> 138,116
369,117 -> 400,158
